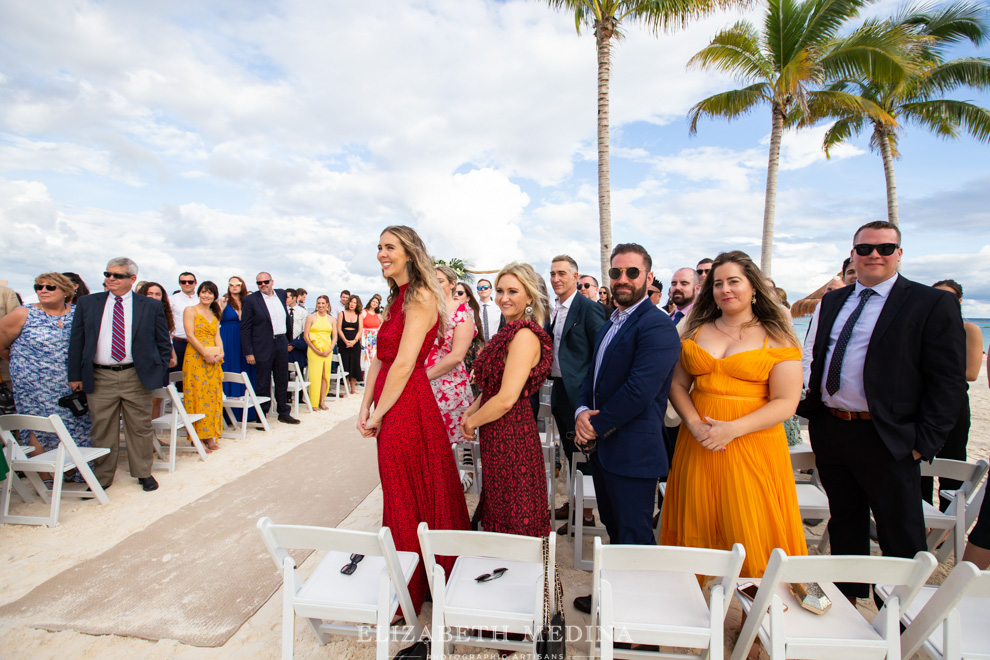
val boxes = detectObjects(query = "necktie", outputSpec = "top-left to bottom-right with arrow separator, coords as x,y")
825,288 -> 876,395
483,303 -> 490,340
288,308 -> 294,340
672,310 -> 684,325
111,296 -> 126,362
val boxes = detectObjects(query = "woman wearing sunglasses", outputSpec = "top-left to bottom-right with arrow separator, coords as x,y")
0,273 -> 94,474
453,282 -> 485,396
659,251 -> 806,578
598,286 -> 614,312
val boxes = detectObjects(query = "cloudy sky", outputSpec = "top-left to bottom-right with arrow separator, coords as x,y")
1,0 -> 988,314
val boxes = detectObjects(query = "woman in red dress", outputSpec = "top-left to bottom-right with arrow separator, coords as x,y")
461,262 -> 553,537
357,225 -> 471,612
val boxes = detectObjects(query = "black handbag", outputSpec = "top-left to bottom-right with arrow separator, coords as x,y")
57,390 -> 89,417
392,639 -> 429,659
535,535 -> 566,659
0,381 -> 15,416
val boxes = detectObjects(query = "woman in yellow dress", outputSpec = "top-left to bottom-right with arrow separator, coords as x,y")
182,281 -> 224,452
660,251 -> 806,577
304,295 -> 337,410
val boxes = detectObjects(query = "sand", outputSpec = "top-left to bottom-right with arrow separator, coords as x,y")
1,364 -> 988,659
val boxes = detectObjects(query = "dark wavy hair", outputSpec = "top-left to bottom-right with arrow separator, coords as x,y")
455,282 -> 484,343
198,281 -> 222,318
683,250 -> 799,347
62,272 -> 90,303
137,281 -> 175,333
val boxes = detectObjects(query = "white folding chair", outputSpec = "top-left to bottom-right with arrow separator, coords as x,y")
788,445 -> 831,549
885,561 -> 990,660
920,459 -> 989,563
591,539 -> 745,660
418,522 -> 552,659
538,401 -> 558,513
257,517 -> 421,660
331,354 -> 351,398
285,362 -> 313,416
150,383 -> 208,472
0,414 -> 110,528
451,442 -> 481,495
729,549 -> 937,660
221,371 -> 271,439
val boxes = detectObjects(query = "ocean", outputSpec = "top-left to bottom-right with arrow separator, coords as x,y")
792,317 -> 990,354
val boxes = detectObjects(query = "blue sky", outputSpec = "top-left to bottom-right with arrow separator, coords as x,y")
1,0 -> 988,314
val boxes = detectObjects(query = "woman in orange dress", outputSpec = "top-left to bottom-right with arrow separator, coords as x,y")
660,251 -> 806,577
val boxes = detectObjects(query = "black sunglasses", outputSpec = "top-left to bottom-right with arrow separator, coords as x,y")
179,279 -> 196,285
608,267 -> 641,281
853,243 -> 899,257
578,283 -> 595,289
256,279 -> 271,286
103,271 -> 131,280
340,553 -> 365,575
477,285 -> 491,291
475,567 -> 508,583
34,284 -> 59,291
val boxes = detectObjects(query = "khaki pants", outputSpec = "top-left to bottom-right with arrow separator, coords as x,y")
89,367 -> 155,487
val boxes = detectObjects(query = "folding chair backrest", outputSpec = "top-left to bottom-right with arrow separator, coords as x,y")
417,523 -> 549,589
920,459 -> 988,487
257,517 -> 385,572
169,371 -> 183,384
900,562 -> 986,660
0,414 -> 89,468
596,541 -> 745,618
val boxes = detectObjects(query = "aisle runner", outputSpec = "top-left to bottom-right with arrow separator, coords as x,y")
0,416 -> 380,647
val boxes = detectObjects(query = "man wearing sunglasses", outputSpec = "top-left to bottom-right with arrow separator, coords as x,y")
168,272 -> 198,381
799,221 -> 966,598
571,243 -> 680,615
476,279 -> 501,342
241,272 -> 299,424
68,257 -> 172,491
577,274 -> 599,302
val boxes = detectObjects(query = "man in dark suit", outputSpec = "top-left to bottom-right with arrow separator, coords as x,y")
572,243 -> 680,613
798,220 -> 966,597
241,272 -> 299,424
547,254 -> 607,528
68,257 -> 172,491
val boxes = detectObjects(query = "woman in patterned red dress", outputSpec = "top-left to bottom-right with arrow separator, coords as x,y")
357,225 -> 471,613
460,262 -> 553,537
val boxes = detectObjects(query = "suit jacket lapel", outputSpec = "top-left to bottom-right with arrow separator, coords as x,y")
560,294 -> 583,343
868,276 -> 910,349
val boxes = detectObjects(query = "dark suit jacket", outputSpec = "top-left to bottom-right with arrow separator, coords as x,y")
555,291 -> 608,406
240,289 -> 289,363
577,299 -> 681,479
67,292 -> 172,392
797,275 -> 966,461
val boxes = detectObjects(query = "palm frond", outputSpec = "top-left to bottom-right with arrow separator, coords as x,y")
688,83 -> 772,133
795,0 -> 871,52
822,115 -> 867,156
902,98 -> 990,141
687,21 -> 772,81
821,22 -> 915,86
616,0 -> 756,33
923,57 -> 990,95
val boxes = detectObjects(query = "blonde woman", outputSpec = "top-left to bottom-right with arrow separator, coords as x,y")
357,225 -> 470,614
304,295 -> 336,410
460,262 -> 553,537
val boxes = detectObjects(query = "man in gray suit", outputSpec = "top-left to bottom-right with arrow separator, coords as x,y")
68,257 -> 172,491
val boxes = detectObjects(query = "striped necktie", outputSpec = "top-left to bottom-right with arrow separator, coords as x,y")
111,296 -> 126,362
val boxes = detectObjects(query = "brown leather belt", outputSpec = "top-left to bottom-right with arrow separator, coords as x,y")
827,407 -> 871,421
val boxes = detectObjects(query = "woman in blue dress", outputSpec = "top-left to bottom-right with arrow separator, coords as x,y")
219,276 -> 257,421
0,273 -> 93,467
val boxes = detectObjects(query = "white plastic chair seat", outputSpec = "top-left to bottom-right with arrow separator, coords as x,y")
295,550 -> 419,623
601,568 -> 712,646
442,556 -> 543,629
24,445 -> 109,474
740,578 -> 884,656
794,483 -> 830,515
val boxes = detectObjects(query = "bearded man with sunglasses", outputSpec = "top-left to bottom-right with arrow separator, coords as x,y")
799,220 -> 966,597
68,257 -> 172,491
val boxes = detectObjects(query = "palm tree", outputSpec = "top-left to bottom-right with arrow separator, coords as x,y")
544,0 -> 745,283
687,0 -> 908,275
819,2 -> 990,226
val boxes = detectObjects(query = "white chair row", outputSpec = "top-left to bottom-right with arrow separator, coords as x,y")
1,414 -> 110,528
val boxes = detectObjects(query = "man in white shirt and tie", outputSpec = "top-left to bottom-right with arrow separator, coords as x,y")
168,272 -> 198,381
476,279 -> 501,342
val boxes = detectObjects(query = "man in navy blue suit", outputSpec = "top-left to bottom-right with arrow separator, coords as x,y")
241,272 -> 299,424
572,243 -> 680,613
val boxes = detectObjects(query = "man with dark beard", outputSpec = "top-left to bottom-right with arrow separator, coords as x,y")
571,243 -> 681,614
668,267 -> 700,324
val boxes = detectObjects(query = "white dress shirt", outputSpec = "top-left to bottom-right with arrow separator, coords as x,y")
287,304 -> 306,340
550,289 -> 577,378
95,291 -> 134,365
820,274 -> 898,412
263,291 -> 287,336
802,303 -> 820,389
169,291 -> 197,340
479,300 -> 501,342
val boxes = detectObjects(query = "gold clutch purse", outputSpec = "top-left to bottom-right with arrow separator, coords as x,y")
789,582 -> 832,615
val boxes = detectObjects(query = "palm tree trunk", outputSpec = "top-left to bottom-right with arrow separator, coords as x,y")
761,107 -> 784,276
596,28 -> 613,286
877,130 -> 899,226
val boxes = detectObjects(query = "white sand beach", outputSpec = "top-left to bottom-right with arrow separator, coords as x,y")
2,364 -> 988,659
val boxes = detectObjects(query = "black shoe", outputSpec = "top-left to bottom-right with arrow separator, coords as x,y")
278,414 -> 301,424
573,595 -> 591,614
554,502 -> 570,520
138,476 -> 159,492
803,518 -> 823,526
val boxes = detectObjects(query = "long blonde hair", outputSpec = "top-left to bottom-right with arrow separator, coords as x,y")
380,225 -> 447,332
495,261 -> 548,327
683,250 -> 799,347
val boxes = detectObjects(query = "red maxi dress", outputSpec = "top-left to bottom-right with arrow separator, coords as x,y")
374,285 -> 471,611
472,320 -> 553,537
